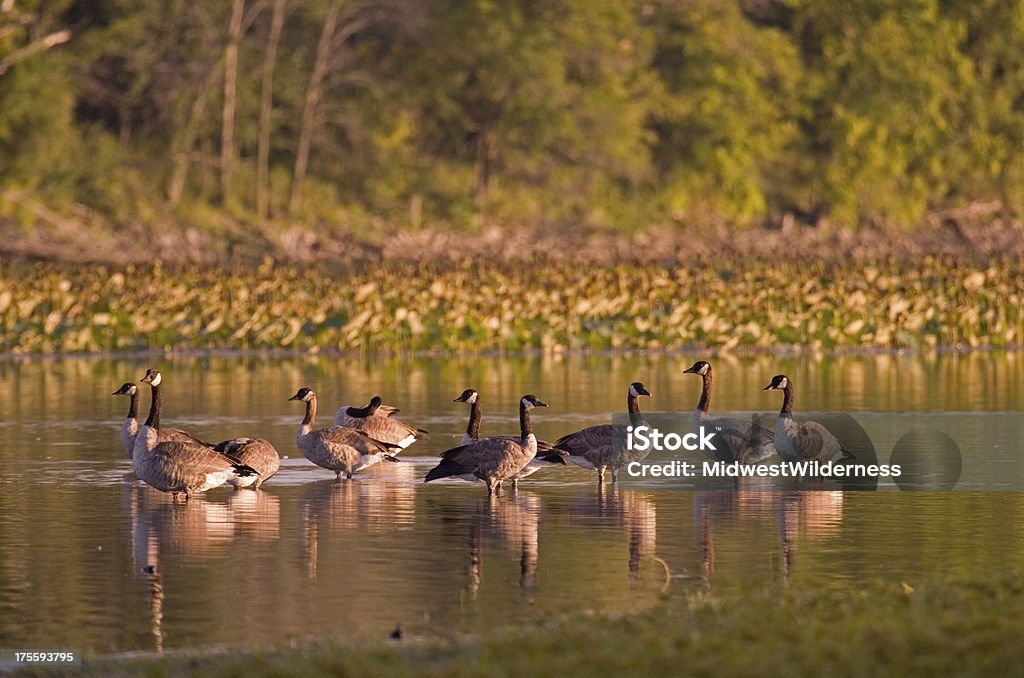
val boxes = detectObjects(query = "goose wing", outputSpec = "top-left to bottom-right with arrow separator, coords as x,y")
317,426 -> 398,455
149,440 -> 257,489
554,424 -> 617,455
215,437 -> 281,479
426,437 -> 529,482
788,420 -> 835,462
704,417 -> 776,464
486,435 -> 558,455
337,414 -> 424,448
797,421 -> 850,462
160,427 -> 213,448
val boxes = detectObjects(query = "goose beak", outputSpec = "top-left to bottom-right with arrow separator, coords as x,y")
762,383 -> 775,391
682,365 -> 697,374
534,400 -> 548,408
639,387 -> 652,397
288,393 -> 302,401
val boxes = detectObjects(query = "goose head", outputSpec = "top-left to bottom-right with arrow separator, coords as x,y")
762,375 -> 790,391
520,395 -> 548,410
683,360 -> 711,376
140,368 -> 162,386
367,395 -> 384,413
112,383 -> 138,397
289,387 -> 316,402
454,388 -> 480,404
628,382 -> 652,398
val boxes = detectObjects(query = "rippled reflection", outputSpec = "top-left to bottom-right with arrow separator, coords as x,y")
465,493 -> 541,597
692,486 -> 845,586
568,485 -> 659,585
123,480 -> 282,652
299,463 -> 418,579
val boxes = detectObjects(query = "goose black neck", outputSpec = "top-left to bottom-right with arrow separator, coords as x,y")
304,395 -> 318,428
627,393 -> 644,426
348,400 -> 378,418
697,371 -> 712,414
127,391 -> 139,420
519,402 -> 533,441
779,384 -> 794,417
467,401 -> 481,440
145,382 -> 161,430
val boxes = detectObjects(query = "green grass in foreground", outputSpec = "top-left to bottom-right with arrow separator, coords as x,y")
0,258 -> 1020,354
43,574 -> 1024,677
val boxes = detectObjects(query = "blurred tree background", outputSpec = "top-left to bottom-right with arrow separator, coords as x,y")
1,0 -> 1023,238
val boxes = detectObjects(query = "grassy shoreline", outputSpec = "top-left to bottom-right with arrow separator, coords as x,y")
29,573 -> 1023,677
0,259 -> 1017,355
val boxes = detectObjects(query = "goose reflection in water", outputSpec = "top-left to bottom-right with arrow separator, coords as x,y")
123,481 -> 281,653
299,461 -> 418,579
691,486 -> 844,585
569,484 -> 659,586
777,490 -> 844,581
464,492 -> 542,597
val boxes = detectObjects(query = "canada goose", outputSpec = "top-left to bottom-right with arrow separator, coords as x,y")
453,388 -> 566,489
213,438 -> 281,489
425,395 -> 548,495
113,383 -> 214,458
290,387 -> 400,479
762,375 -> 855,464
556,382 -> 651,483
132,369 -> 259,501
333,395 -> 426,449
683,361 -> 775,464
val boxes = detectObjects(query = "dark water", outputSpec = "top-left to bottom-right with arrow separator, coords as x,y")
0,352 -> 1021,657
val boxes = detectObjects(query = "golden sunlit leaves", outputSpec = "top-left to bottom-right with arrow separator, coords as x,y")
0,260 -> 1015,354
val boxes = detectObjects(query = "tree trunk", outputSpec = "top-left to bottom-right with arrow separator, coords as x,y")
256,0 -> 286,219
168,63 -> 222,206
474,125 -> 490,207
289,0 -> 340,215
220,0 -> 245,204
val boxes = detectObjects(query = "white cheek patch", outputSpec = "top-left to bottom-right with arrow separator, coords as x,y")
779,377 -> 788,388
629,385 -> 639,397
150,373 -> 162,386
700,365 -> 709,375
468,393 -> 478,404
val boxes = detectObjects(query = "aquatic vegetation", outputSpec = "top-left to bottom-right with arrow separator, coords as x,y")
0,258 -> 1018,354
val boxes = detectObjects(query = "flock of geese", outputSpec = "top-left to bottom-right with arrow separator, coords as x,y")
115,361 -> 854,500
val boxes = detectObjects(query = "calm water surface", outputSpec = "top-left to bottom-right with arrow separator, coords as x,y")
0,352 -> 1022,657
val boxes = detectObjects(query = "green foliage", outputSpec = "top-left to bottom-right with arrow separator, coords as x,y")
3,1 -> 1024,230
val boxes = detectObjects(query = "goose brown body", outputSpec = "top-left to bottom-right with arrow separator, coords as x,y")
557,382 -> 651,483
333,396 -> 425,449
291,388 -> 398,479
683,361 -> 775,464
426,395 -> 548,494
131,370 -> 258,500
762,375 -> 855,465
215,437 -> 281,489
454,389 -> 565,488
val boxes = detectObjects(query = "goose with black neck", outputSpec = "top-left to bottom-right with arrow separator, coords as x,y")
131,369 -> 259,501
426,394 -> 549,495
683,361 -> 775,465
